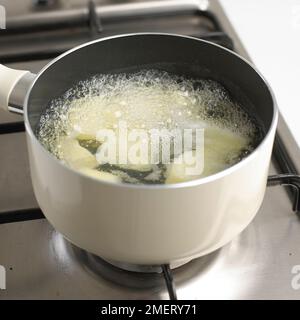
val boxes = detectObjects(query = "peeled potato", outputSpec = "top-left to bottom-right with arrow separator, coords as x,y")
166,162 -> 192,184
166,126 -> 249,183
204,126 -> 248,154
166,150 -> 202,184
118,163 -> 153,172
72,132 -> 96,141
67,100 -> 99,137
67,97 -> 119,138
59,137 -> 98,170
79,168 -> 121,183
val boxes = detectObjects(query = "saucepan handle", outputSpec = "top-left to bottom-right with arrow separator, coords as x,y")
0,64 -> 31,112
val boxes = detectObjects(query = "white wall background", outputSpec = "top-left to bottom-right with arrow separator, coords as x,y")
220,0 -> 300,146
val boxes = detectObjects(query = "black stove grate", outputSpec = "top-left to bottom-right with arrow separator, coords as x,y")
0,0 -> 234,64
267,174 -> 300,214
162,264 -> 178,300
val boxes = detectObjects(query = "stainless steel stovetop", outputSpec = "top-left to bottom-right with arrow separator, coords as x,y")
0,0 -> 299,300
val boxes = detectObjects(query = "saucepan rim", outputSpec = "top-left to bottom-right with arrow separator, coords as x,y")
23,32 -> 278,190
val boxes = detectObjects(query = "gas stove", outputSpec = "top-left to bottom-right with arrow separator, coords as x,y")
0,0 -> 299,300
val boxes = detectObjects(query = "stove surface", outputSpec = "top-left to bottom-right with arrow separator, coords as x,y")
0,0 -> 299,299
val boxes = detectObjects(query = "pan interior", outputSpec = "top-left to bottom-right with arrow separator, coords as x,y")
27,34 -> 274,152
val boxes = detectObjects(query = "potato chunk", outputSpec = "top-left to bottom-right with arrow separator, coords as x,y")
79,168 -> 121,183
59,137 -> 98,170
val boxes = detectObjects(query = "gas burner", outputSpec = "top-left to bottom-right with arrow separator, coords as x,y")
50,232 -> 221,300
72,247 -> 171,290
100,258 -> 192,273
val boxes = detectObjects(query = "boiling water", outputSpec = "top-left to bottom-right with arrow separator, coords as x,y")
37,70 -> 262,184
